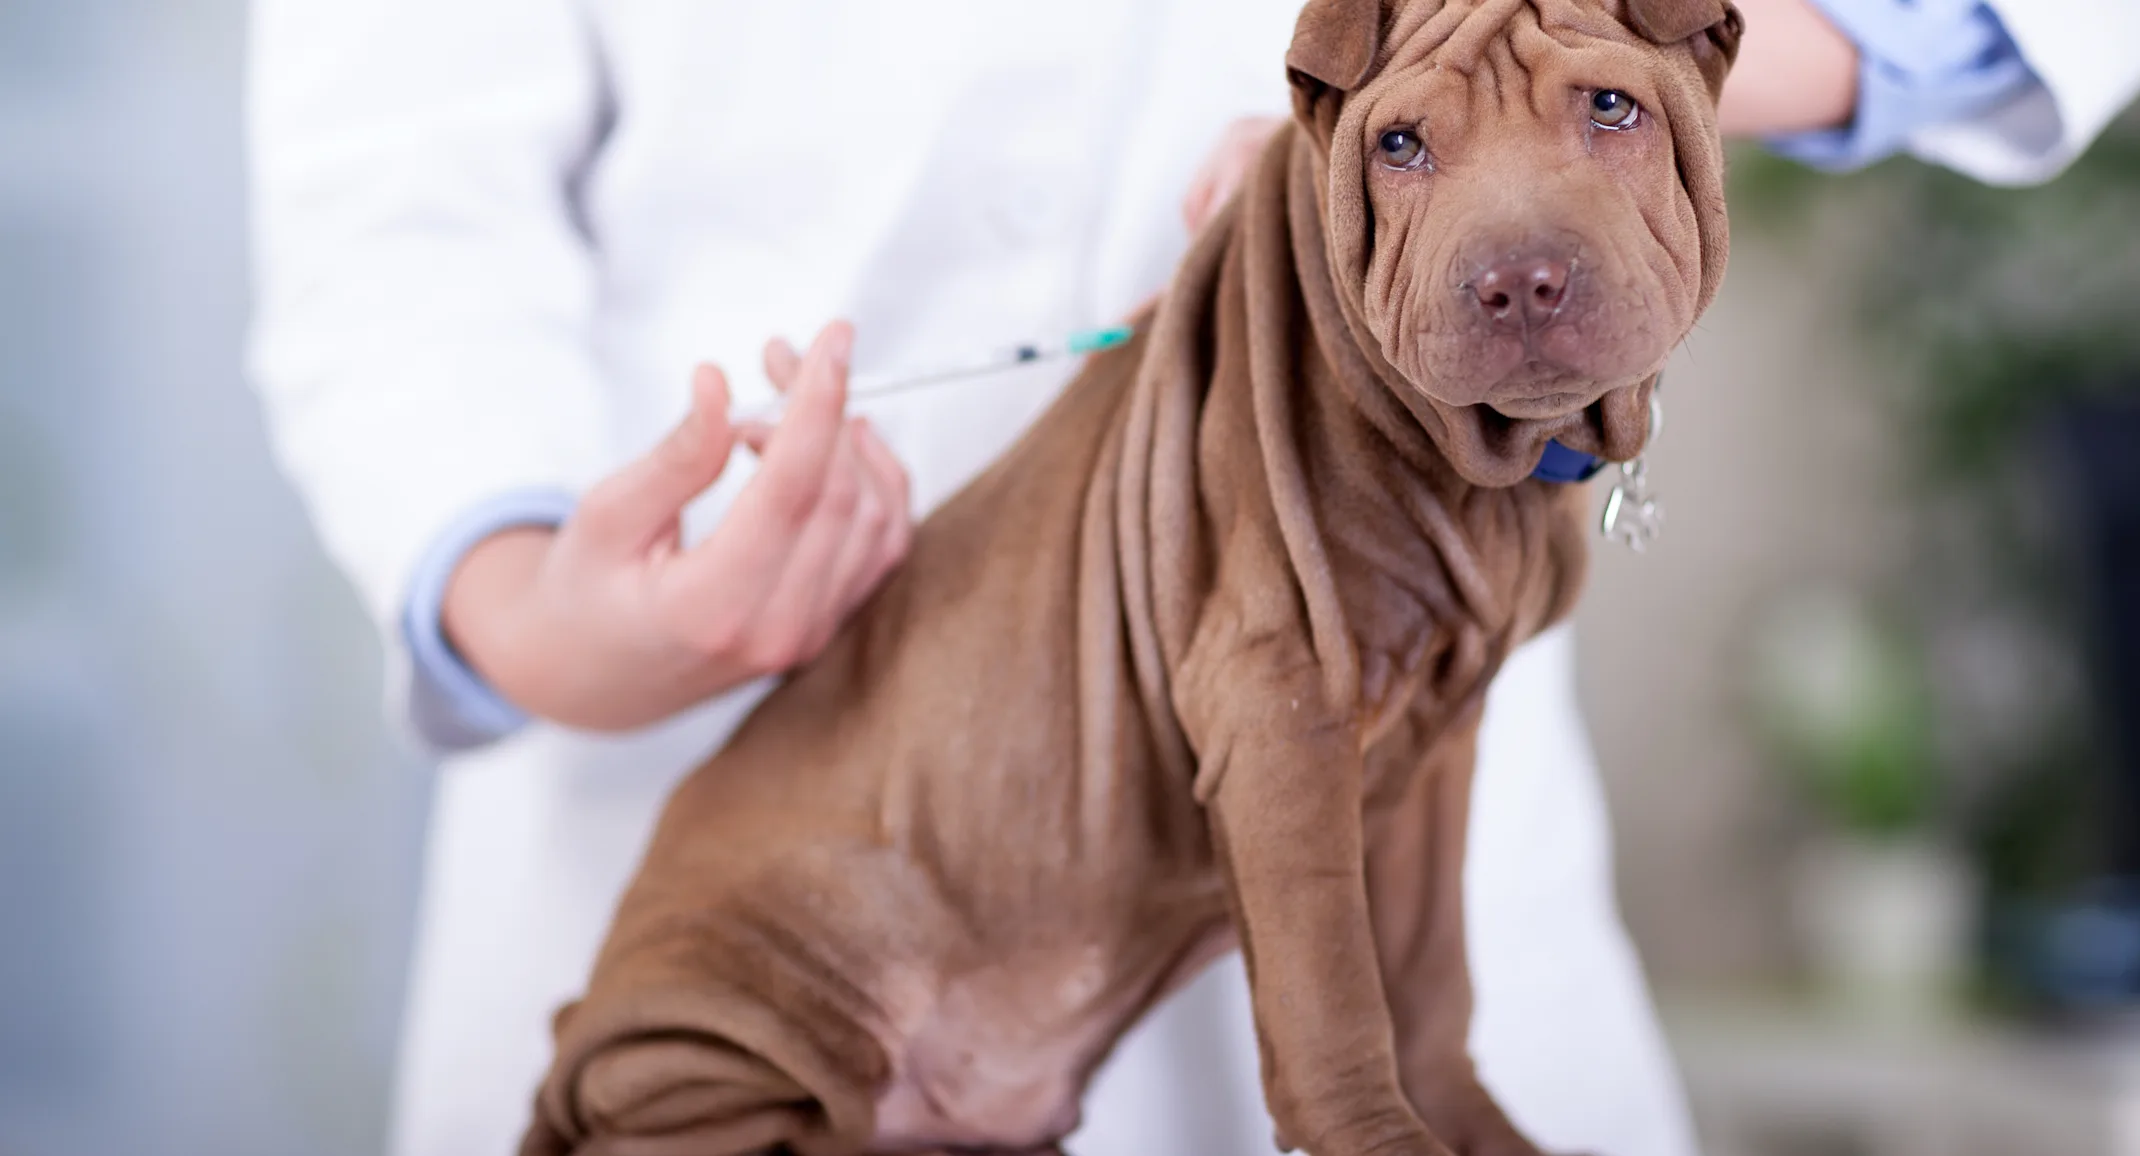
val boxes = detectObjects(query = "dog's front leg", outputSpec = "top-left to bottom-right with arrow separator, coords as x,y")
1200,705 -> 1454,1156
1365,723 -> 1545,1156
1178,601 -> 1453,1155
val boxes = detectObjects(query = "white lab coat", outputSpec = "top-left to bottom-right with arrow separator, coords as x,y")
246,3 -> 2139,1154
1910,0 -> 2140,185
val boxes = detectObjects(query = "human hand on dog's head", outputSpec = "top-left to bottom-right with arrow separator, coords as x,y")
1183,115 -> 1291,236
1285,0 -> 1743,486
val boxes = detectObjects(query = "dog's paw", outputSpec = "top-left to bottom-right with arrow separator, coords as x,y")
1409,1079 -> 1549,1156
1286,1105 -> 1458,1156
1452,1140 -> 1549,1156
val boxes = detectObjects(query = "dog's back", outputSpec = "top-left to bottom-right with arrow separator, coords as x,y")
534,315 -> 1238,1153
524,125 -> 1589,1156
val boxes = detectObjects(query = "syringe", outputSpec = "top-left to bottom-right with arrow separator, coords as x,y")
739,325 -> 1138,423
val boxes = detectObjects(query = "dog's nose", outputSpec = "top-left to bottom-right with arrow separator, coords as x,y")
1472,256 -> 1571,329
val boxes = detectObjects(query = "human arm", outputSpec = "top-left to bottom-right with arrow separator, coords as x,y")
248,1 -> 909,747
247,0 -> 614,650
1723,0 -> 2140,184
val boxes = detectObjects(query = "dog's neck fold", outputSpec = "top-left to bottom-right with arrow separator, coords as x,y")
1120,121 -> 1590,738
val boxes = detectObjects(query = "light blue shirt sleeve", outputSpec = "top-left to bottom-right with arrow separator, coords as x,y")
402,489 -> 578,751
1767,0 -> 2041,171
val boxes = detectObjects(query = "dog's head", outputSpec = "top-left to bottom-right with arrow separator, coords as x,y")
1289,0 -> 1742,484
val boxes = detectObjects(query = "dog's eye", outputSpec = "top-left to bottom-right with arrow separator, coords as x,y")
1377,128 -> 1429,170
1590,90 -> 1640,130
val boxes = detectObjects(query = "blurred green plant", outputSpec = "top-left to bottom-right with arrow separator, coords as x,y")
1861,125 -> 2140,482
1734,114 -> 2140,479
1750,592 -> 1942,839
1732,110 -> 2140,911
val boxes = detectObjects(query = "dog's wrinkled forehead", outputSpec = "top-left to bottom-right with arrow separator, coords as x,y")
1291,0 -> 1742,101
1380,0 -> 1624,72
1399,0 -> 1739,96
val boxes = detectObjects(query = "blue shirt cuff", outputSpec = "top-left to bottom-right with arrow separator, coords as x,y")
401,489 -> 577,751
1767,0 -> 2039,172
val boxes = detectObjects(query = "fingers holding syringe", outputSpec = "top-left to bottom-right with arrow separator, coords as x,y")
665,320 -> 909,672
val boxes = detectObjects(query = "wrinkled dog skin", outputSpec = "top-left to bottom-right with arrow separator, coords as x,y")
1296,0 -> 1740,481
522,2 -> 1740,1155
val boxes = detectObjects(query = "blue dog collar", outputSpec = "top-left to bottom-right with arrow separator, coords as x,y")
1531,441 -> 1607,484
1528,376 -> 1665,484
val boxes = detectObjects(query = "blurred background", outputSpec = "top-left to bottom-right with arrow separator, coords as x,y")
0,3 -> 427,1155
1,3 -> 2137,1156
1585,109 -> 2140,1156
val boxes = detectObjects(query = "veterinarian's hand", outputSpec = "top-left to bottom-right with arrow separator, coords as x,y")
442,321 -> 913,731
1717,0 -> 1859,136
1182,115 -> 1286,235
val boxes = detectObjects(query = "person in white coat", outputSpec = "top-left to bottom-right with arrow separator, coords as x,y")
246,1 -> 2140,1154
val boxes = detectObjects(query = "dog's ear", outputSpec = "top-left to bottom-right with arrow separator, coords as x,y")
1624,0 -> 1745,98
1287,0 -> 1385,132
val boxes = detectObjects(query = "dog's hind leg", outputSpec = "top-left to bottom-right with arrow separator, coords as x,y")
524,846 -> 983,1156
520,982 -> 888,1156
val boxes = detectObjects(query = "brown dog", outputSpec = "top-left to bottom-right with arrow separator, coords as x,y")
523,1 -> 1740,1153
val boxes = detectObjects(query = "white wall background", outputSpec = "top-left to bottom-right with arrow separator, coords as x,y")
0,4 -> 429,1155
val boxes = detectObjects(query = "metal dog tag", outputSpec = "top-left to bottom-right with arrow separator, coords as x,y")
1601,457 -> 1664,552
1601,388 -> 1666,552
